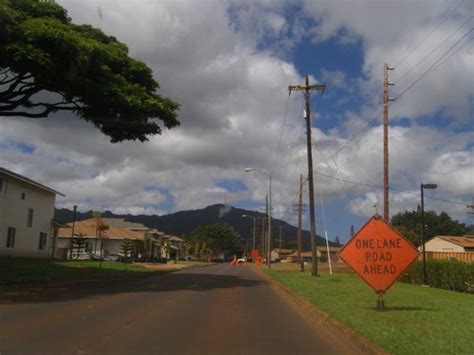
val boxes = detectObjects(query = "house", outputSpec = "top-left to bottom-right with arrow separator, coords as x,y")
0,167 -> 64,258
317,246 -> 342,261
270,248 -> 294,261
424,235 -> 474,253
100,218 -> 149,232
287,249 -> 321,263
56,218 -> 145,259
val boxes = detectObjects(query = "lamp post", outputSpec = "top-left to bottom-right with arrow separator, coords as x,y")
70,205 -> 77,259
245,168 -> 272,268
421,183 -> 437,285
242,214 -> 256,253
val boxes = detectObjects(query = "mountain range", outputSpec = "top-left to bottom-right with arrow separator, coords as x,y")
54,204 -> 339,249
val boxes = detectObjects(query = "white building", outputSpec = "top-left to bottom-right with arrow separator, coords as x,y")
0,167 -> 64,258
56,218 -> 145,259
424,236 -> 474,253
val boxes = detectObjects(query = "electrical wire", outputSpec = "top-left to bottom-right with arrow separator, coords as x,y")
270,92 -> 291,176
394,28 -> 473,101
394,16 -> 473,85
313,170 -> 468,206
393,0 -> 466,69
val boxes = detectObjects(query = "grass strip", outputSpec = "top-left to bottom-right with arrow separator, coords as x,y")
0,257 -> 163,284
264,268 -> 474,355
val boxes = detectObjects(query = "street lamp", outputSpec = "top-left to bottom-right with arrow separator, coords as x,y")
242,214 -> 256,253
421,183 -> 437,285
245,168 -> 272,268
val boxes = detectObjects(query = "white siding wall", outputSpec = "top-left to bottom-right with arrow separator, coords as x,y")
424,238 -> 465,252
57,237 -> 123,256
0,172 -> 56,258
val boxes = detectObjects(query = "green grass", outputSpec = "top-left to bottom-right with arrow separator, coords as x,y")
0,257 -> 164,284
264,269 -> 474,355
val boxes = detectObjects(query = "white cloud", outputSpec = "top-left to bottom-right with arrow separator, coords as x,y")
0,0 -> 471,229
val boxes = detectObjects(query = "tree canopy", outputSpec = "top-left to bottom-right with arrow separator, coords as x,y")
0,0 -> 179,142
189,224 -> 242,260
391,208 -> 469,246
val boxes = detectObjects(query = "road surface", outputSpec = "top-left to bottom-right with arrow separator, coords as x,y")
0,263 -> 374,354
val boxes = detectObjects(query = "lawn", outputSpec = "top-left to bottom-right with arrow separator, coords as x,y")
264,268 -> 474,355
0,257 -> 165,285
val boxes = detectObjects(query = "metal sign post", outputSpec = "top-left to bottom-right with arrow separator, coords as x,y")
339,215 -> 419,310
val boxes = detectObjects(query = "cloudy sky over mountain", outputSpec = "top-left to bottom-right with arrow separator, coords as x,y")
1,0 -> 472,241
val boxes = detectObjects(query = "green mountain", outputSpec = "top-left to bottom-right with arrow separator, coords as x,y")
54,204 -> 338,249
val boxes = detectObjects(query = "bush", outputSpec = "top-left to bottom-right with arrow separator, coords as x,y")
400,259 -> 474,293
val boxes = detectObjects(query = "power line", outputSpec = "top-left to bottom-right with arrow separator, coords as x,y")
394,0 -> 466,69
394,16 -> 473,85
280,100 -> 305,189
394,28 -> 473,101
271,92 -> 291,175
313,170 -> 468,206
423,35 -> 473,78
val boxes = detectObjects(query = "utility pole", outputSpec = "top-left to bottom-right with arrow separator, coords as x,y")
293,174 -> 305,272
259,216 -> 265,260
289,76 -> 325,277
278,226 -> 285,250
383,63 -> 394,222
266,195 -> 271,267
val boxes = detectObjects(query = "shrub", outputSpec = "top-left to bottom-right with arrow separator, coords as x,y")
400,259 -> 474,293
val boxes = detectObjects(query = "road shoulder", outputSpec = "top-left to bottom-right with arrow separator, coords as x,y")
250,264 -> 388,355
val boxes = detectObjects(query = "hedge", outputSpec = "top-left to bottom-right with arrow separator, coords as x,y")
400,259 -> 474,293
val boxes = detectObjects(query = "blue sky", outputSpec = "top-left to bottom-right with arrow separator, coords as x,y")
1,0 -> 472,243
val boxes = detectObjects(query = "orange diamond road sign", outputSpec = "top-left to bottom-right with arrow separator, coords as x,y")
339,216 -> 419,293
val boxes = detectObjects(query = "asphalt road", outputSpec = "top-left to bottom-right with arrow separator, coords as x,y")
0,263 -> 371,355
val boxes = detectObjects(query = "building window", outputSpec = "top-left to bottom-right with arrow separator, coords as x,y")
39,232 -> 47,250
0,179 -> 7,194
6,227 -> 15,248
21,192 -> 26,200
27,208 -> 34,227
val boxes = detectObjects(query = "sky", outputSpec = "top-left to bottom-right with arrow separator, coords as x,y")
1,0 -> 473,242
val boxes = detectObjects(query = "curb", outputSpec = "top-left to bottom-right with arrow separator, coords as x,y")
251,265 -> 388,355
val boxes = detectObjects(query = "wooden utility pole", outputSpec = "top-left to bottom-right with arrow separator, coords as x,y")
294,174 -> 305,271
289,76 -> 325,277
266,195 -> 271,267
260,216 -> 265,259
383,63 -> 394,221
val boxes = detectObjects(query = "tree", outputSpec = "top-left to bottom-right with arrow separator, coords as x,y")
71,232 -> 87,258
119,239 -> 135,262
189,224 -> 242,260
391,209 -> 469,246
0,0 -> 179,142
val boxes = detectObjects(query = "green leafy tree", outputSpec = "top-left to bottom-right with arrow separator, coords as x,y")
119,239 -> 135,262
72,232 -> 87,258
0,0 -> 179,142
391,209 -> 469,245
189,224 -> 242,260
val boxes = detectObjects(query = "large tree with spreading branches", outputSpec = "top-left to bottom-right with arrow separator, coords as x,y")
0,0 -> 179,142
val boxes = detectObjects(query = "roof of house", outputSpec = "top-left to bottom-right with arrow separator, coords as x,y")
436,236 -> 474,248
100,218 -> 148,230
57,219 -> 145,240
317,246 -> 342,252
168,236 -> 185,242
272,248 -> 293,254
146,228 -> 165,236
288,250 -> 321,257
0,167 -> 64,196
